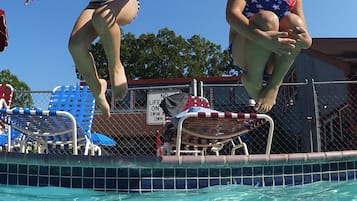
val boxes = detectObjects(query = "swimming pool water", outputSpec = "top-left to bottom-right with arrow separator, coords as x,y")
1,180 -> 357,201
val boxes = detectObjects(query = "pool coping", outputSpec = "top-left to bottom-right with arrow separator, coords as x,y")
0,150 -> 356,167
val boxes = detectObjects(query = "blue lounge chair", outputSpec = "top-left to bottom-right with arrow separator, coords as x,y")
0,84 -> 116,155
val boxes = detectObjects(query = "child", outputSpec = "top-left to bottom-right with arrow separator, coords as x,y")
226,0 -> 312,113
68,0 -> 139,118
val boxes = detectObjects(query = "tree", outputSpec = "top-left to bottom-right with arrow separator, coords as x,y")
0,69 -> 34,107
77,28 -> 235,81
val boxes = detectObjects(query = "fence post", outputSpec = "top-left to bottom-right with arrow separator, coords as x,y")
311,79 -> 321,152
192,79 -> 197,97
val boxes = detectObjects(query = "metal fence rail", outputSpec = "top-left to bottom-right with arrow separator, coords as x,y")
3,80 -> 356,156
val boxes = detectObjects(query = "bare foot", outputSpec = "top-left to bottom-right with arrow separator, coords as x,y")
112,67 -> 128,101
254,86 -> 279,113
94,79 -> 111,118
241,75 -> 262,101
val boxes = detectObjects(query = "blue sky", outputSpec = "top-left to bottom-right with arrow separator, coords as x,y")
0,0 -> 356,90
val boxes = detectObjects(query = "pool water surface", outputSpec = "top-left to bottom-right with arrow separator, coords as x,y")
1,180 -> 356,201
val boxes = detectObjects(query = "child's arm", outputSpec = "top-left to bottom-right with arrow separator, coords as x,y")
289,0 -> 312,49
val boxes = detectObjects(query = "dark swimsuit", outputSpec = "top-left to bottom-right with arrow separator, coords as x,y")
89,0 -> 140,9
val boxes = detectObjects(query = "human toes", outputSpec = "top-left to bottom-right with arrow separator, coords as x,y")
254,103 -> 271,113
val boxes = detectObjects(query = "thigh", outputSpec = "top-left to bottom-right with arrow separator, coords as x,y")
231,30 -> 273,77
230,32 -> 249,70
70,8 -> 98,44
105,0 -> 139,26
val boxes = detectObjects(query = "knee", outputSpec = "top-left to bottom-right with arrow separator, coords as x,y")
250,11 -> 280,31
68,36 -> 86,55
279,13 -> 304,31
280,13 -> 312,49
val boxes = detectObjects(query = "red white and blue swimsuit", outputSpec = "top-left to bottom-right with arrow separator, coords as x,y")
243,0 -> 297,19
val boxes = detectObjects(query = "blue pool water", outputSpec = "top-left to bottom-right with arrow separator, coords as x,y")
1,181 -> 357,201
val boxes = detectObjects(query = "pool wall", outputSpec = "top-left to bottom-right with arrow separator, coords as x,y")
0,151 -> 356,192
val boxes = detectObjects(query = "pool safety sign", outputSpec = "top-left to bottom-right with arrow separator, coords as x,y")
146,90 -> 180,125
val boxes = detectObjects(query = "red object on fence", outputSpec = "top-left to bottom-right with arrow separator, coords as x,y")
0,9 -> 8,52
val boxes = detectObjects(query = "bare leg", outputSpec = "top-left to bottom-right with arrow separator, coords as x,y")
68,8 -> 111,118
91,0 -> 138,101
231,11 -> 280,101
254,51 -> 298,113
255,13 -> 309,113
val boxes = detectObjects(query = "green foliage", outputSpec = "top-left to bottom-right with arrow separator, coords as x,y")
0,69 -> 34,107
79,28 -> 235,81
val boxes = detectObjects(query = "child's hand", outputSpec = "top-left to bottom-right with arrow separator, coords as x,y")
263,31 -> 296,56
287,27 -> 312,49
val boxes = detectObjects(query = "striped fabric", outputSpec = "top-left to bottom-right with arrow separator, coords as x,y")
0,85 -> 115,155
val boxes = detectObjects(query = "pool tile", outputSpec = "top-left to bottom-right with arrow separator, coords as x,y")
9,164 -> 17,173
187,168 -> 198,177
176,178 -> 186,189
253,177 -> 263,187
29,176 -> 38,186
274,176 -> 283,186
263,166 -> 273,175
243,177 -> 252,185
0,152 -> 357,192
95,178 -> 105,188
283,165 -> 293,174
187,179 -> 198,188
221,178 -> 231,185
39,166 -> 49,175
50,177 -> 60,187
231,168 -> 241,176
0,174 -> 7,184
129,179 -> 140,190
164,179 -> 174,189
61,167 -> 71,176
118,168 -> 129,177
210,178 -> 220,186
141,179 -> 152,189
284,176 -> 293,186
72,178 -> 82,188
129,169 -> 139,177
72,167 -> 82,177
61,178 -> 71,188
8,175 -> 17,185
242,167 -> 252,176
83,178 -> 94,188
152,179 -> 162,189
19,175 -> 28,185
264,177 -> 273,186
199,179 -> 208,188
303,174 -> 312,184
313,174 -> 321,182
253,167 -> 263,176
95,168 -> 105,177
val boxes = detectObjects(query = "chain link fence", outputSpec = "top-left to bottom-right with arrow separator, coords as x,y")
7,80 -> 357,156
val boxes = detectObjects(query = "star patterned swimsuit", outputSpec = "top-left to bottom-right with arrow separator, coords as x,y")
243,0 -> 297,19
